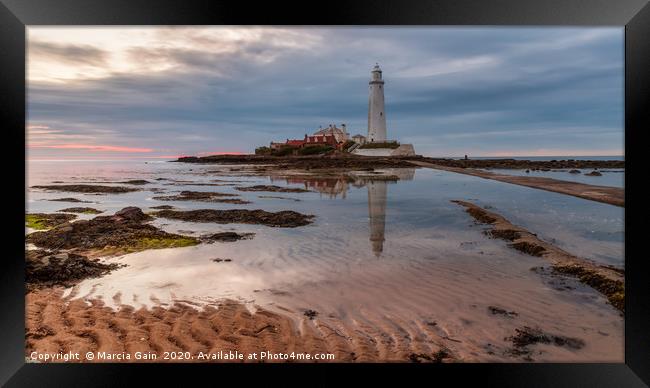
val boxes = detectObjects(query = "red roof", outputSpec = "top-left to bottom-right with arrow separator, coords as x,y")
286,139 -> 305,146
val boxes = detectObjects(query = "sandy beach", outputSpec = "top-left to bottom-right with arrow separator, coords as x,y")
25,157 -> 624,363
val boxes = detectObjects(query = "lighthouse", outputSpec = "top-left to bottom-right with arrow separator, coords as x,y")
367,63 -> 387,143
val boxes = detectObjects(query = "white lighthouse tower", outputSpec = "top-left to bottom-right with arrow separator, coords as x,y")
368,63 -> 387,143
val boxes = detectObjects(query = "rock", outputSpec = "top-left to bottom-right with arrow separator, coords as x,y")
57,207 -> 103,214
202,232 -> 255,242
31,184 -> 140,194
152,191 -> 251,204
26,213 -> 77,230
48,197 -> 93,203
488,306 -> 518,317
114,207 -> 150,222
506,326 -> 584,353
304,309 -> 318,320
26,207 -> 198,256
585,170 -> 602,176
235,185 -> 311,193
120,179 -> 150,185
509,241 -> 546,257
569,169 -> 581,174
153,209 -> 315,228
26,249 -> 122,290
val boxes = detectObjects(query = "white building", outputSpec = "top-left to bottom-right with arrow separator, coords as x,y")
368,63 -> 387,143
352,134 -> 367,144
312,124 -> 349,143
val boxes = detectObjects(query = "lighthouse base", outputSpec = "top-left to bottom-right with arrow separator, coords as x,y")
352,144 -> 416,157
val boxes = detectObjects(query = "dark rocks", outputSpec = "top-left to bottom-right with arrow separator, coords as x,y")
114,206 -> 152,222
150,205 -> 174,210
119,179 -> 150,185
48,198 -> 93,203
488,306 -> 518,317
569,169 -> 581,174
419,157 -> 624,170
152,190 -> 251,204
452,201 -> 497,224
485,229 -> 521,241
176,154 -> 419,169
175,154 -> 624,171
585,170 -> 602,176
235,185 -> 311,193
553,264 -> 625,312
304,309 -> 318,320
509,241 -> 546,257
26,207 -> 198,255
506,326 -> 585,359
26,213 -> 77,230
258,195 -> 302,202
31,184 -> 139,194
408,349 -> 451,363
57,207 -> 103,214
26,249 -> 121,290
201,232 -> 255,242
153,209 -> 315,228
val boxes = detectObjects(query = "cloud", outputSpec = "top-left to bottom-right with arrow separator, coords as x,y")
28,143 -> 153,153
27,27 -> 623,158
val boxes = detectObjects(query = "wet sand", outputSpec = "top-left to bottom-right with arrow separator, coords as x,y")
452,200 -> 624,312
26,288 -> 337,363
409,160 -> 624,207
26,231 -> 624,363
25,161 -> 624,363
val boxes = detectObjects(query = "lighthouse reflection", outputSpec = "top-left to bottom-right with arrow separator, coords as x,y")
269,168 -> 416,257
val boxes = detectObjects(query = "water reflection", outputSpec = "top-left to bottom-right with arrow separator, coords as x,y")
270,168 -> 416,256
367,179 -> 387,257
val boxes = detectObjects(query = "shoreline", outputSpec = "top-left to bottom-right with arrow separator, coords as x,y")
175,154 -> 624,170
410,160 -> 624,207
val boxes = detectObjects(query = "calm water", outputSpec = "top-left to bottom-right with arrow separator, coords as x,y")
26,160 -> 625,361
481,168 -> 624,188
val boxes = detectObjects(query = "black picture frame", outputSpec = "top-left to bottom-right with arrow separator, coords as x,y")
2,0 -> 648,386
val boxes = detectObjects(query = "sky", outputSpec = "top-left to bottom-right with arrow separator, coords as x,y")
27,27 -> 624,159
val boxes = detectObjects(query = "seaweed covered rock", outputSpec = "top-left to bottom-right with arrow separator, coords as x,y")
235,185 -> 310,193
201,232 -> 255,242
31,184 -> 140,194
153,209 -> 315,228
26,213 -> 77,230
152,191 -> 251,204
26,249 -> 121,290
26,207 -> 198,255
114,206 -> 152,222
57,207 -> 103,214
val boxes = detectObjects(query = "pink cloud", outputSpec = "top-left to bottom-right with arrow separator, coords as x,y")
28,143 -> 153,153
